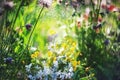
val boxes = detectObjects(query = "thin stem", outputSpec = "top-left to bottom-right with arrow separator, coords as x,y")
96,0 -> 102,21
11,0 -> 23,29
17,6 -> 44,66
90,0 -> 102,24
26,6 -> 44,48
0,10 -> 8,56
6,0 -> 23,38
4,0 -> 23,57
90,0 -> 95,24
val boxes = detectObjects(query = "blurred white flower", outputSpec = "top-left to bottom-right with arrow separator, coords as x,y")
93,0 -> 98,5
58,47 -> 64,54
57,56 -> 65,60
28,75 -> 33,79
48,42 -> 56,51
25,63 -> 32,72
35,65 -> 40,69
69,67 -> 73,72
85,7 -> 90,15
26,61 -> 74,79
70,22 -> 75,28
105,26 -> 112,36
30,47 -> 37,51
60,72 -> 65,80
65,72 -> 73,79
53,61 -> 58,68
36,70 -> 43,79
101,0 -> 106,6
43,66 -> 51,76
106,27 -> 111,35
38,0 -> 52,8
56,70 -> 61,76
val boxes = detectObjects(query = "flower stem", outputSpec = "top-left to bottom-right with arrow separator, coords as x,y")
6,0 -> 23,38
26,6 -> 44,48
11,0 -> 23,29
17,6 -> 44,67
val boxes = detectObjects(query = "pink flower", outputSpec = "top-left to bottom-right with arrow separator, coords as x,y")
38,0 -> 52,8
4,1 -> 14,10
106,5 -> 118,12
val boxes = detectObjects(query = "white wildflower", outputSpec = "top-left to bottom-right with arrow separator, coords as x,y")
30,47 -> 37,51
43,66 -> 51,76
69,67 -> 73,72
36,70 -> 43,79
58,47 -> 64,54
60,72 -> 66,80
65,72 -> 73,79
85,7 -> 90,15
28,75 -> 33,80
25,63 -> 32,72
53,61 -> 58,68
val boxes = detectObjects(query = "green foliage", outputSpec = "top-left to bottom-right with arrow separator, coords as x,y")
0,0 -> 120,80
0,0 -> 41,79
75,2 -> 120,80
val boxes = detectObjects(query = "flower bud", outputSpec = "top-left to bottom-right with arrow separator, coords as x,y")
104,39 -> 109,45
25,24 -> 32,30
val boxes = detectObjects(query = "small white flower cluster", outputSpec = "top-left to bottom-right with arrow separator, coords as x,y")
25,58 -> 74,80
